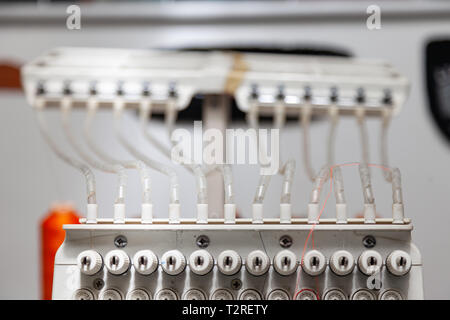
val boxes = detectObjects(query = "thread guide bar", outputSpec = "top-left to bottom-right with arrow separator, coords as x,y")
23,47 -> 408,116
75,218 -> 412,227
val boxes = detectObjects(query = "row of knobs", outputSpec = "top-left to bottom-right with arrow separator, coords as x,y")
74,288 -> 284,300
73,287 -> 404,300
77,249 -> 412,277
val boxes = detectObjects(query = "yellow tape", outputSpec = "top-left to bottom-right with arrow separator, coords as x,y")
224,53 -> 249,95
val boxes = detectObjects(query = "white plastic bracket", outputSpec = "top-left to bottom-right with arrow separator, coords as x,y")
86,203 -> 98,224
252,203 -> 263,224
392,203 -> 404,224
364,203 -> 376,224
169,203 -> 180,224
141,203 -> 153,224
197,204 -> 208,224
113,203 -> 126,224
308,203 -> 319,224
336,203 -> 347,224
224,203 -> 236,224
279,203 -> 292,224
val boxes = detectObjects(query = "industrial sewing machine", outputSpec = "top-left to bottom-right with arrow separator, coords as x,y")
22,47 -> 423,300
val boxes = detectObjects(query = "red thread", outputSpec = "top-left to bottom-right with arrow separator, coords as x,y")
293,162 -> 391,300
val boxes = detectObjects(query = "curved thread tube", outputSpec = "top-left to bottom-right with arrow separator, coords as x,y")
355,108 -> 370,166
192,164 -> 208,204
327,106 -> 339,166
84,98 -> 151,204
300,106 -> 316,182
247,102 -> 272,204
310,165 -> 330,204
216,164 -> 234,204
113,104 -> 179,204
139,99 -> 172,159
332,166 -> 346,204
35,101 -> 96,204
381,108 -> 393,182
391,167 -> 403,204
359,164 -> 375,204
143,98 -> 208,205
253,175 -> 271,204
280,159 -> 296,204
61,99 -> 127,204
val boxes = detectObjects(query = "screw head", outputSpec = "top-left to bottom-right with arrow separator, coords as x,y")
279,235 -> 293,248
231,279 -> 242,290
196,235 -> 210,248
363,235 -> 376,248
114,235 -> 128,248
93,278 -> 104,290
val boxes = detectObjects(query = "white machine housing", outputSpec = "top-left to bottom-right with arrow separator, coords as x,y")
53,219 -> 423,300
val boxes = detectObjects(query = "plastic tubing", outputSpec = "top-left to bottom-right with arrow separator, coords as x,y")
84,98 -> 151,204
300,105 -> 316,182
391,167 -> 403,204
280,159 -> 296,204
332,166 -> 346,204
309,165 -> 330,204
390,167 -> 404,223
274,98 -> 286,160
381,108 -> 393,182
60,98 -> 127,205
139,99 -> 172,159
359,164 -> 375,204
247,101 -> 273,204
113,103 -> 180,204
355,107 -> 370,166
246,101 -> 259,130
274,98 -> 286,130
327,106 -> 339,166
191,160 -> 208,205
274,99 -> 294,205
253,174 -> 271,204
140,98 -> 208,204
217,164 -> 234,204
34,100 -> 96,205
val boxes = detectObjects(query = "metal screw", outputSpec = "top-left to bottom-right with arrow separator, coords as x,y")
93,278 -> 104,290
363,235 -> 376,248
196,235 -> 210,248
279,235 -> 293,248
114,235 -> 128,248
231,279 -> 242,290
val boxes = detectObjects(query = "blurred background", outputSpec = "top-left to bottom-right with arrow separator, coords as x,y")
0,0 -> 450,299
